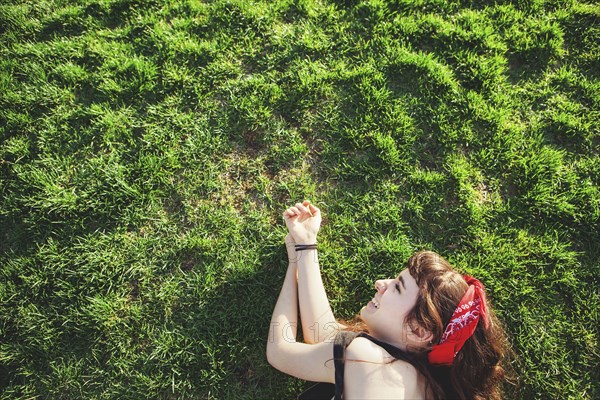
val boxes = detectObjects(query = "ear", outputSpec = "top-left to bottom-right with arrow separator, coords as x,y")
408,324 -> 434,346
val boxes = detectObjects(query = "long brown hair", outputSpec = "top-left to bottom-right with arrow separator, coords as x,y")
344,251 -> 512,400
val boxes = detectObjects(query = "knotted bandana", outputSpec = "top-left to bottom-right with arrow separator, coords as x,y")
428,275 -> 489,366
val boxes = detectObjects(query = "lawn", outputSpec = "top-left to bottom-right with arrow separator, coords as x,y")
1,0 -> 598,398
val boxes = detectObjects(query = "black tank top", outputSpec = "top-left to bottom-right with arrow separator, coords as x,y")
298,331 -> 410,400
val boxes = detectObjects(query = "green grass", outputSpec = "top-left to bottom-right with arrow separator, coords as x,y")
1,0 -> 598,398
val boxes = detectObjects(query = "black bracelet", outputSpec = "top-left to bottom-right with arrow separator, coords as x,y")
295,244 -> 317,251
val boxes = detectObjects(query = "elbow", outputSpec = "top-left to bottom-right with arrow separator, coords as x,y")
267,338 -> 294,372
266,342 -> 280,370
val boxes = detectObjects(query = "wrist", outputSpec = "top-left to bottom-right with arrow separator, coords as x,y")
294,244 -> 317,251
293,236 -> 318,245
290,233 -> 318,244
295,246 -> 318,264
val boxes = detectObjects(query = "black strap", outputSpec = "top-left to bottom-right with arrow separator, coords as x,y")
356,332 -> 419,364
333,331 -> 359,400
356,333 -> 403,358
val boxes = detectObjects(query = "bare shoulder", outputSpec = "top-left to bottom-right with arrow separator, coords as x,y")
344,337 -> 426,399
345,336 -> 387,362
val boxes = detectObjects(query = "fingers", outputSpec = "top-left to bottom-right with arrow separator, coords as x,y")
306,202 -> 319,216
295,202 -> 310,216
284,201 -> 320,218
301,200 -> 320,216
283,207 -> 301,219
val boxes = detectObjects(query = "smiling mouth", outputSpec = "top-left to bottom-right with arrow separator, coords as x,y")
370,298 -> 380,309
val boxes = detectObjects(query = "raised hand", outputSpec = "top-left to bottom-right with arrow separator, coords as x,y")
283,200 -> 321,244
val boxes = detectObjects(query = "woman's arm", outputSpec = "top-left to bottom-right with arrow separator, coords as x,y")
297,247 -> 344,343
284,201 -> 345,344
266,254 -> 299,365
266,244 -> 335,383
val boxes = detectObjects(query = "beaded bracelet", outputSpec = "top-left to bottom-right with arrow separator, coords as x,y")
295,244 -> 317,251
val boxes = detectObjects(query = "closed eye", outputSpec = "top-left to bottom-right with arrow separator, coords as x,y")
396,274 -> 406,293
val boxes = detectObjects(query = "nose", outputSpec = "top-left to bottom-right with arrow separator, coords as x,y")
375,279 -> 396,293
374,280 -> 386,293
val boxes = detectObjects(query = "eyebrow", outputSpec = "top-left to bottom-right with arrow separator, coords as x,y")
398,275 -> 406,291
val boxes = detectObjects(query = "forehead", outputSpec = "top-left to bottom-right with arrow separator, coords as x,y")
398,269 -> 419,291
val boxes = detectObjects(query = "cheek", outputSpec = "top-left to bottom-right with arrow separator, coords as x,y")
388,296 -> 410,314
393,299 -> 416,323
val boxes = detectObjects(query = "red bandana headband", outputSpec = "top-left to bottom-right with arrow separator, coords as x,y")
428,275 -> 489,366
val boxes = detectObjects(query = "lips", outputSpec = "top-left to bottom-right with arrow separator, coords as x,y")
370,298 -> 380,309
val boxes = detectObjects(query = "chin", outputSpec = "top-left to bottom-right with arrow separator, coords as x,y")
359,307 -> 370,324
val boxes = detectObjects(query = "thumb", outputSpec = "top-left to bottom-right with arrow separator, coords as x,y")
306,203 -> 319,216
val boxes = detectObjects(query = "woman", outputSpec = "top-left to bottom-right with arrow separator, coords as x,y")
266,201 -> 510,399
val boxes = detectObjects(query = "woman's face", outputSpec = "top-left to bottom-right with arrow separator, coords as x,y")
360,269 -> 421,348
